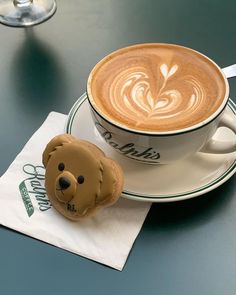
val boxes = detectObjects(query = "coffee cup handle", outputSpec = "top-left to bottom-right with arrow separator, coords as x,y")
222,64 -> 236,79
201,65 -> 236,154
201,111 -> 236,154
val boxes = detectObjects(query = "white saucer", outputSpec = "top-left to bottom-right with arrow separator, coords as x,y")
65,93 -> 236,202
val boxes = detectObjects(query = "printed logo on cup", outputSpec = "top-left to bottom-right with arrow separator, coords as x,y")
95,121 -> 161,163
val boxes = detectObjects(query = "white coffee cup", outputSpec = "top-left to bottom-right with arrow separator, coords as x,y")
87,44 -> 236,164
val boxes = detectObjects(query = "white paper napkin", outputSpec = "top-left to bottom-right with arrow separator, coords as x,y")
0,112 -> 151,271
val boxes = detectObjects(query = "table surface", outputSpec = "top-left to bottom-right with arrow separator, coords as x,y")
0,0 -> 236,294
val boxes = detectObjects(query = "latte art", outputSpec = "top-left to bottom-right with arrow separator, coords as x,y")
109,63 -> 205,128
88,44 -> 227,132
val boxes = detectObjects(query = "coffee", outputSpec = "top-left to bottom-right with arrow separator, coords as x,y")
87,44 -> 227,132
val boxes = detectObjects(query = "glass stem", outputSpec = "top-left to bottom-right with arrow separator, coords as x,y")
13,0 -> 33,7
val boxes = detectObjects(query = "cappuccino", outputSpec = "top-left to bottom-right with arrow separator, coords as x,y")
87,44 -> 227,132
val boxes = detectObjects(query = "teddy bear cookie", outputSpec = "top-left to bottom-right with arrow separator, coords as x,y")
42,134 -> 124,220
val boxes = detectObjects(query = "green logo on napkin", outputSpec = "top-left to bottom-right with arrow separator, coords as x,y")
19,181 -> 34,217
19,164 -> 52,217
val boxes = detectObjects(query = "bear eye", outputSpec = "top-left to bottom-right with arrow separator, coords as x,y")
77,175 -> 85,184
58,163 -> 65,171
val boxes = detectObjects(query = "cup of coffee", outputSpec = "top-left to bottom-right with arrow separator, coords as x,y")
87,43 -> 236,164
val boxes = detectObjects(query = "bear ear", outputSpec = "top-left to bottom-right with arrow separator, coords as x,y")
96,157 -> 122,206
42,134 -> 75,167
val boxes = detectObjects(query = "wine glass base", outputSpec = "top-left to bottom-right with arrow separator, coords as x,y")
0,0 -> 57,27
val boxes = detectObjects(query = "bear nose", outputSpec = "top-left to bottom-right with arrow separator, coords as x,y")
59,176 -> 71,189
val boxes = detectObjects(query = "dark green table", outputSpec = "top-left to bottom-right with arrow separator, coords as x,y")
0,1 -> 235,294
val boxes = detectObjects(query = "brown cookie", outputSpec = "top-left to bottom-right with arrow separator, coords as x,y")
42,134 -> 124,220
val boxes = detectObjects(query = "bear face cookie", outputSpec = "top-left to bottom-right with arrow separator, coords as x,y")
42,134 -> 124,220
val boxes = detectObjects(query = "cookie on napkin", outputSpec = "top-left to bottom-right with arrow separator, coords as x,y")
42,134 -> 124,220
